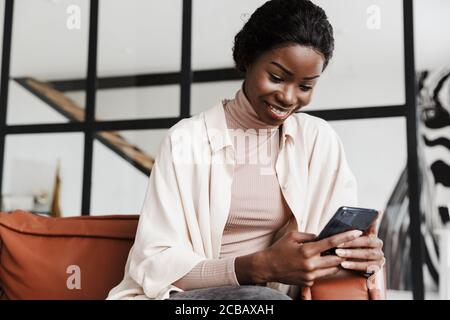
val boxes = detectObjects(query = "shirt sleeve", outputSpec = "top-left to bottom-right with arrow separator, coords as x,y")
172,257 -> 240,290
127,132 -> 206,299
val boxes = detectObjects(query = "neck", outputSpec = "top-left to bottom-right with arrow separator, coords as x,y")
224,85 -> 279,131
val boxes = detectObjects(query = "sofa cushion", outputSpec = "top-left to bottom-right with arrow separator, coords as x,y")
0,210 -> 138,300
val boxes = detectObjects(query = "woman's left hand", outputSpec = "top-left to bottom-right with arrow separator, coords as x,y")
334,211 -> 385,275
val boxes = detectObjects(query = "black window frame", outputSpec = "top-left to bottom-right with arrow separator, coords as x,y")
0,0 -> 424,299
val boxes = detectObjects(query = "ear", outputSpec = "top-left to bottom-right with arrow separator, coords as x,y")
244,60 -> 254,73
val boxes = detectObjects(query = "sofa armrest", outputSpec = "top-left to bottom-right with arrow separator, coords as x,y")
306,269 -> 385,300
0,211 -> 139,300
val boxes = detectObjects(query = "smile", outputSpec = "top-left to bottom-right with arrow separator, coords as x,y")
264,102 -> 291,120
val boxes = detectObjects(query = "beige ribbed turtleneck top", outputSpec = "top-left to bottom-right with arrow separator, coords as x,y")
172,88 -> 293,290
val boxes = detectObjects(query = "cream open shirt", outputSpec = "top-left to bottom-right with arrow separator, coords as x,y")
107,100 -> 379,300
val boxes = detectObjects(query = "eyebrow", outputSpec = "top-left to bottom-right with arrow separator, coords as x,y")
270,61 -> 320,80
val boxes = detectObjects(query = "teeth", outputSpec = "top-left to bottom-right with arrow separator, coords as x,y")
269,105 -> 288,116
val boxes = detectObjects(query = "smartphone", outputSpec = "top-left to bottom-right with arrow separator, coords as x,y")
316,206 -> 379,254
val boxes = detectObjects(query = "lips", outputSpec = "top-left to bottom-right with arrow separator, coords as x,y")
264,101 -> 292,120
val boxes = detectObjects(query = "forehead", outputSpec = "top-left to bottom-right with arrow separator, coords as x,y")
257,44 -> 325,77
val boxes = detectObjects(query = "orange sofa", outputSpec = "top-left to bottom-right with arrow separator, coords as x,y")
0,210 -> 380,300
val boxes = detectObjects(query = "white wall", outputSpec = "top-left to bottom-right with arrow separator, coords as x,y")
90,140 -> 149,215
3,0 -> 448,77
0,0 -> 4,73
10,0 -> 89,79
64,86 -> 180,121
7,81 -> 70,125
98,0 -> 182,76
331,118 -> 407,211
2,0 -> 449,216
414,0 -> 450,71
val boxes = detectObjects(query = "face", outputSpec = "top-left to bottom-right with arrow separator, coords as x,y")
243,44 -> 325,125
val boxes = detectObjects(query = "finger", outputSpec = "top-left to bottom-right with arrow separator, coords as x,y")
289,231 -> 317,244
337,234 -> 383,249
301,287 -> 312,300
341,260 -> 383,273
366,210 -> 383,235
304,230 -> 363,257
335,248 -> 384,260
305,255 -> 345,271
312,267 -> 340,280
366,219 -> 377,235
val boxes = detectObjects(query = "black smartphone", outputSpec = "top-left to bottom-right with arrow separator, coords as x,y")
316,206 -> 379,254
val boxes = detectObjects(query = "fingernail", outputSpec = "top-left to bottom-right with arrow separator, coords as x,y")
367,265 -> 380,274
352,230 -> 363,238
335,249 -> 347,257
341,261 -> 351,269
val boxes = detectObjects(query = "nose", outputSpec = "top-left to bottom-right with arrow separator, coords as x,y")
275,85 -> 296,108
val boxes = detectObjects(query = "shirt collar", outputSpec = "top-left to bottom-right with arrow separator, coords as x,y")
203,100 -> 233,154
203,97 -> 296,154
281,115 -> 296,148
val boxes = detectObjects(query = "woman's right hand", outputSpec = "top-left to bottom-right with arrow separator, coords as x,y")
261,230 -> 363,287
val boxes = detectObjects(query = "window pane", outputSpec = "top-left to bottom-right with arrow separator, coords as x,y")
8,0 -> 88,125
91,129 -> 167,215
414,0 -> 450,71
95,85 -> 180,121
310,0 -> 405,109
98,0 -> 182,76
96,0 -> 182,121
1,133 -> 84,217
191,81 -> 243,116
330,118 -> 407,209
0,0 -> 4,79
63,86 -> 181,121
192,0 -> 266,70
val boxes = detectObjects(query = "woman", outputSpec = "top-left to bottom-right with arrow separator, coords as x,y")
107,0 -> 385,300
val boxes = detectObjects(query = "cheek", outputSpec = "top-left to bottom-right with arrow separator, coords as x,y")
300,91 -> 314,106
254,78 -> 277,96
248,72 -> 277,95
291,92 -> 313,112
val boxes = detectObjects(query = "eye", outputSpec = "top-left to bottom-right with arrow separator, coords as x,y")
268,73 -> 283,83
299,85 -> 312,92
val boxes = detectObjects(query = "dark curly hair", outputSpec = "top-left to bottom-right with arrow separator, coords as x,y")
233,0 -> 334,73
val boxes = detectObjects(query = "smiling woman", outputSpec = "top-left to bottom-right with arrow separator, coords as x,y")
107,0 -> 386,301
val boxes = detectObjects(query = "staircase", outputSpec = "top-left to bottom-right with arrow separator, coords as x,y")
14,77 -> 155,176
